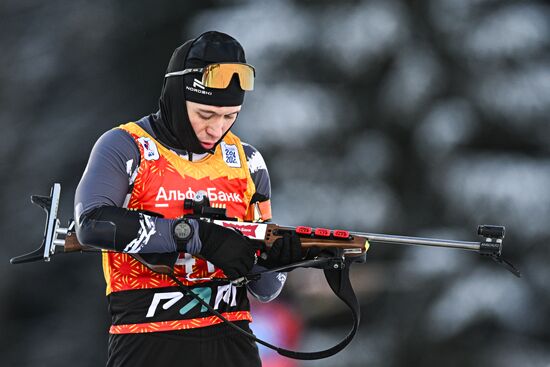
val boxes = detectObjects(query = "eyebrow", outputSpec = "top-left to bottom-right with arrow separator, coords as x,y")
198,109 -> 240,116
197,109 -> 215,115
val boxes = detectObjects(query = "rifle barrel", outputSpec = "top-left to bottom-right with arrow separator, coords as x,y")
351,232 -> 481,252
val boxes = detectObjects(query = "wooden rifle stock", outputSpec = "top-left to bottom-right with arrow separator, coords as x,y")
213,221 -> 369,258
63,232 -> 96,253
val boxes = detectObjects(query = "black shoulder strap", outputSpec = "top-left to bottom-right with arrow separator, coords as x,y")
276,263 -> 360,359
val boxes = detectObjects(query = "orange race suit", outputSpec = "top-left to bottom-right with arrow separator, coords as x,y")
74,115 -> 285,335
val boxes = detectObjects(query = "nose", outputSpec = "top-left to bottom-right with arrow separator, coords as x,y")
206,117 -> 224,139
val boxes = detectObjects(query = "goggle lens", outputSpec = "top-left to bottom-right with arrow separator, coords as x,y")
202,63 -> 255,91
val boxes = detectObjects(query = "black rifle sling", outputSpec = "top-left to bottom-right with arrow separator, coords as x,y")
162,260 -> 360,361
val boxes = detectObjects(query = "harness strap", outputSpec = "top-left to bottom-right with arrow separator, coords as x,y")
163,259 -> 360,360
277,262 -> 360,359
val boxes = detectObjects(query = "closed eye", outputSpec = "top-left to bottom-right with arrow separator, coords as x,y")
198,113 -> 214,120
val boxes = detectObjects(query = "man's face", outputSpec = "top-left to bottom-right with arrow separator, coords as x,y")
186,101 -> 241,150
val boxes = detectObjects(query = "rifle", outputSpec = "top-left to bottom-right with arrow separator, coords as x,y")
10,183 -> 521,360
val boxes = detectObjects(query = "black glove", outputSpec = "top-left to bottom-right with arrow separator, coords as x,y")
258,232 -> 302,269
198,221 -> 256,279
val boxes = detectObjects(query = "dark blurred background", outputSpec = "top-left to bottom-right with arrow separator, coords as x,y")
2,0 -> 549,366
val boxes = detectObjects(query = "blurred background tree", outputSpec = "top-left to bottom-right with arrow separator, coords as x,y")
1,0 -> 549,366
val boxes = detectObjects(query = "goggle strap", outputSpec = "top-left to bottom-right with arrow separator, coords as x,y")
165,68 -> 204,78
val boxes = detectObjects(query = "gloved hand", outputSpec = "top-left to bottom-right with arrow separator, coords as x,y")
198,221 -> 256,279
258,232 -> 302,269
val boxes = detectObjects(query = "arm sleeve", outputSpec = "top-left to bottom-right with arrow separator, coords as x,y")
242,142 -> 271,204
74,128 -> 201,254
243,143 -> 286,302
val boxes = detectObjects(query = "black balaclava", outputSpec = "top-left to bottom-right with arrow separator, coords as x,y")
151,31 -> 248,155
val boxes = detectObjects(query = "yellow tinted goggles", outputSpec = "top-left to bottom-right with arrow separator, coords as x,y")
165,63 -> 255,91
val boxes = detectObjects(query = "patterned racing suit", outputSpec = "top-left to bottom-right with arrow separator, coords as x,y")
75,115 -> 285,366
